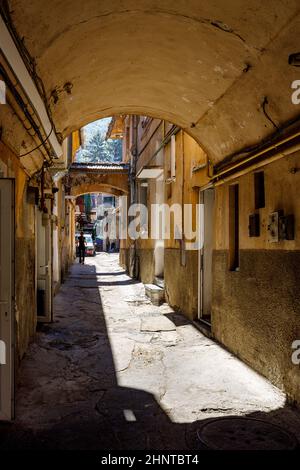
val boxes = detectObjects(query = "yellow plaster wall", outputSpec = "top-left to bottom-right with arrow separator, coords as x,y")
0,142 -> 37,361
212,151 -> 300,405
214,151 -> 300,252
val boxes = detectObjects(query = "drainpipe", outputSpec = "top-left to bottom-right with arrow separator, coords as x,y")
181,130 -> 185,255
130,115 -> 138,204
128,115 -> 139,278
40,165 -> 46,213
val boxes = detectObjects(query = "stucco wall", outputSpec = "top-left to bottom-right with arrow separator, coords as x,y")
212,152 -> 300,404
15,238 -> 36,361
135,123 -> 208,319
119,247 -> 129,271
162,132 -> 206,319
212,249 -> 300,403
136,248 -> 154,284
0,143 -> 37,362
165,249 -> 198,320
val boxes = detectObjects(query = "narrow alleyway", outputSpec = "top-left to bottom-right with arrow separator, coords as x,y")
1,253 -> 300,450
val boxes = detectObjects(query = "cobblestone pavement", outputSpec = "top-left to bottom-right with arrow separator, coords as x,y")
1,253 -> 300,450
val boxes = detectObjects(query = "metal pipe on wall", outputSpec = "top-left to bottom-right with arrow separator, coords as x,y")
212,131 -> 300,183
213,141 -> 300,187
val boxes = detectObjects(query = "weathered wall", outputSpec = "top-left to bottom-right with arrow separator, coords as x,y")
135,121 -> 208,318
164,249 -> 198,320
212,152 -> 300,404
136,248 -> 154,284
119,246 -> 129,271
0,142 -> 36,362
53,179 -> 77,290
163,131 -> 207,318
136,118 -> 164,173
135,119 -> 163,282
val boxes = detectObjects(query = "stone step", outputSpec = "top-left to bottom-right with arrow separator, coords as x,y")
154,276 -> 165,289
144,283 -> 165,306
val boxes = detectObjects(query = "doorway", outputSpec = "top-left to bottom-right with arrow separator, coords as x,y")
36,200 -> 53,322
198,187 -> 215,325
0,179 -> 15,421
154,178 -> 165,285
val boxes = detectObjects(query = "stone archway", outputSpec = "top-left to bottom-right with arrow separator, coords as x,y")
72,186 -> 126,198
5,0 -> 300,167
64,162 -> 129,198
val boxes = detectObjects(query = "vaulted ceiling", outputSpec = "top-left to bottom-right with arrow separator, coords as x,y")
7,0 -> 300,165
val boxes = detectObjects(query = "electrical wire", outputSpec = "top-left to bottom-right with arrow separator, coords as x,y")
0,1 -> 58,157
0,62 -> 54,160
215,111 -> 300,172
18,124 -> 54,158
262,97 -> 278,130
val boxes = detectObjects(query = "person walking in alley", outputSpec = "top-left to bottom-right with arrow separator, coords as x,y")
77,231 -> 86,264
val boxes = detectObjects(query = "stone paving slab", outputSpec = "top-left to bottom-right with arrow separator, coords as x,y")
140,315 -> 176,332
1,253 -> 300,450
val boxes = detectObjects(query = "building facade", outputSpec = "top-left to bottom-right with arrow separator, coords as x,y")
117,115 -> 300,407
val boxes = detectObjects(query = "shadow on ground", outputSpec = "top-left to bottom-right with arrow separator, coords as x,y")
1,256 -> 300,450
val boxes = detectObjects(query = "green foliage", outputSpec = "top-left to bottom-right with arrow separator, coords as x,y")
77,130 -> 122,163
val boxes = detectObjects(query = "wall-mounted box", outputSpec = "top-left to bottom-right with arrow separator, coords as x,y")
268,210 -> 295,242
268,211 -> 281,243
279,214 -> 295,240
27,186 -> 39,205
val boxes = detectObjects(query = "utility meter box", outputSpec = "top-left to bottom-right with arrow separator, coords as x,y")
279,214 -> 295,240
268,210 -> 295,242
268,211 -> 281,243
